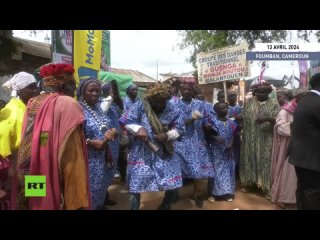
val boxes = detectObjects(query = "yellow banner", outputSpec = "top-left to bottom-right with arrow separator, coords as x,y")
73,30 -> 102,87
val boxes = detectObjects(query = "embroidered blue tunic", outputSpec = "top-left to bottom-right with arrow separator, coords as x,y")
208,117 -> 237,196
174,99 -> 214,179
119,100 -> 185,193
123,96 -> 142,112
80,101 -> 113,210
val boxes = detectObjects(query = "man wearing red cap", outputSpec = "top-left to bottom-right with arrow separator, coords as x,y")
12,64 -> 91,210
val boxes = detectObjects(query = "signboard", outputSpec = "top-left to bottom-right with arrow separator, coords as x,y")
52,30 -> 73,64
101,30 -> 111,71
196,42 -> 250,84
73,30 -> 102,87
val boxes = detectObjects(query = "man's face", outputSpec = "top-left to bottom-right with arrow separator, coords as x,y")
128,85 -> 138,99
227,93 -> 237,104
277,93 -> 288,106
195,90 -> 205,101
149,95 -> 167,113
216,103 -> 228,117
19,82 -> 40,103
217,92 -> 225,103
180,84 -> 194,101
254,88 -> 269,102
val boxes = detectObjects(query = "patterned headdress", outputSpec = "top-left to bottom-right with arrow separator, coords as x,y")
251,80 -> 273,94
40,64 -> 75,87
144,83 -> 170,99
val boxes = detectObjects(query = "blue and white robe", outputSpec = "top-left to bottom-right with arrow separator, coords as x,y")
119,100 -> 185,193
174,99 -> 214,179
208,117 -> 237,197
80,102 -> 113,210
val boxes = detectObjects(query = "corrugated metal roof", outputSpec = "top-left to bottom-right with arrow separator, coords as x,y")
14,37 -> 51,59
110,68 -> 157,83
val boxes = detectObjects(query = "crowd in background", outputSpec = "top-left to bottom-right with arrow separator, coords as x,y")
1,63 -> 320,210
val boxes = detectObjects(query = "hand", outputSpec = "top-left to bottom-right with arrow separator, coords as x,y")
155,133 -> 168,143
235,115 -> 243,121
290,121 -> 294,130
192,110 -> 203,120
89,139 -> 106,150
185,118 -> 195,125
104,128 -> 118,141
203,124 -> 213,133
226,147 -> 233,160
212,136 -> 225,145
225,143 -> 233,152
106,161 -> 114,169
256,117 -> 268,124
137,127 -> 148,142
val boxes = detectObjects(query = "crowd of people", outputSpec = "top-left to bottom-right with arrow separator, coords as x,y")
1,63 -> 320,210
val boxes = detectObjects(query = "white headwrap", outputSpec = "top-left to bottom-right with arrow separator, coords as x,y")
2,72 -> 36,97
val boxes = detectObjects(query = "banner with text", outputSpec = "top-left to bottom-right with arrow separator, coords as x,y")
101,30 -> 111,71
196,42 -> 250,84
73,30 -> 102,87
298,60 -> 308,87
52,30 -> 73,64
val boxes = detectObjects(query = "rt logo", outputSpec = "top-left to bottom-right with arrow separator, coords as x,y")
25,176 -> 46,197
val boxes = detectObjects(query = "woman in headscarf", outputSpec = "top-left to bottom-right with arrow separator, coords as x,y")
0,72 -> 39,208
13,64 -> 91,210
270,87 -> 309,209
77,78 -> 118,210
240,81 -> 280,198
119,83 -> 185,210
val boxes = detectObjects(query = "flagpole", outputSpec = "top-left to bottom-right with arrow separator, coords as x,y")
259,61 -> 266,82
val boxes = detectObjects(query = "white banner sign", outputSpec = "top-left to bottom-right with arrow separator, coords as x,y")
197,42 -> 250,84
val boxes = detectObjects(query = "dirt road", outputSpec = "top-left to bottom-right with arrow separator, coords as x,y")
107,180 -> 296,210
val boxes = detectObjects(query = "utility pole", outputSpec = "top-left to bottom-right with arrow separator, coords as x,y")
156,60 -> 158,81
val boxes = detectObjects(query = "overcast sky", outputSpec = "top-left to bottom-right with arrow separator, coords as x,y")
13,30 -> 319,81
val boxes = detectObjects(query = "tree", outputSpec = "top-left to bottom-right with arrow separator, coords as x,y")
0,30 -> 18,61
178,30 -> 318,68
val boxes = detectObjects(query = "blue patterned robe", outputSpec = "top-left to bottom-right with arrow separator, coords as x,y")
174,99 -> 214,178
228,104 -> 242,166
123,96 -> 142,112
105,103 -> 121,187
119,100 -> 185,193
80,101 -> 114,210
228,104 -> 242,119
204,101 -> 216,121
208,117 -> 237,196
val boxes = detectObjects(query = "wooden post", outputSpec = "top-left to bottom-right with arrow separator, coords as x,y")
223,81 -> 227,103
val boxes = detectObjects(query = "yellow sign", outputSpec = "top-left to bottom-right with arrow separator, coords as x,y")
73,30 -> 102,87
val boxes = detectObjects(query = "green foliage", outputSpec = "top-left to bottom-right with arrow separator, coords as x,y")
0,30 -> 17,61
178,30 -> 319,68
0,30 -> 44,62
